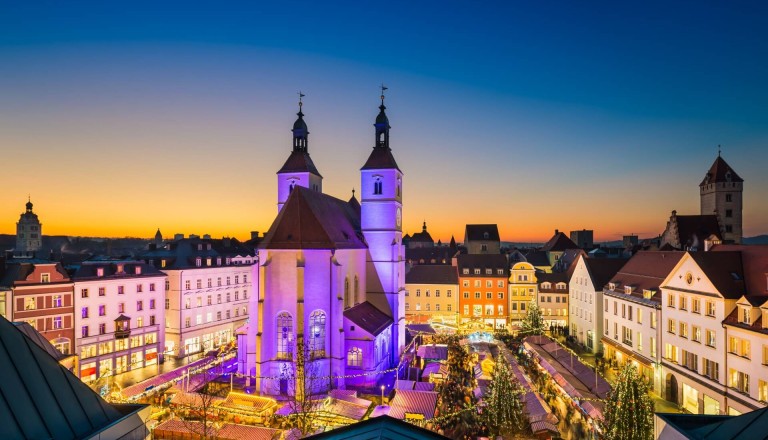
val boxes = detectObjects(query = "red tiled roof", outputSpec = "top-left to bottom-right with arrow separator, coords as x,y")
405,265 -> 458,284
700,155 -> 743,186
542,232 -> 579,252
361,147 -> 401,171
278,150 -> 322,176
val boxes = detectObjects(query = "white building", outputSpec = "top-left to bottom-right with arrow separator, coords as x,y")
569,255 -> 626,353
141,236 -> 256,360
71,260 -> 167,382
601,251 -> 683,395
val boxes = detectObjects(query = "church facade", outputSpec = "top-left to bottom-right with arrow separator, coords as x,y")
243,95 -> 405,396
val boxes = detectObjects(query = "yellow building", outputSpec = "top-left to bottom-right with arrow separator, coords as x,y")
404,265 -> 459,325
508,262 -> 537,326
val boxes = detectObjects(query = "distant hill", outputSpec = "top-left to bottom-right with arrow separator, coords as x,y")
743,235 -> 768,245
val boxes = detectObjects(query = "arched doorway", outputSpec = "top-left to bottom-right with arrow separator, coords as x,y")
666,373 -> 678,404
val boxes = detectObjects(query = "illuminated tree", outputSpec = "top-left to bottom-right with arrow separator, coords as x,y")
483,354 -> 527,437
601,364 -> 654,440
436,336 -> 480,438
519,299 -> 546,338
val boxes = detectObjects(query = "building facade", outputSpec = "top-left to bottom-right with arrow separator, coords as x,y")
404,265 -> 459,324
457,254 -> 508,329
537,272 -> 569,328
141,237 -> 255,360
508,262 -> 537,326
71,260 -> 167,382
0,260 -> 74,356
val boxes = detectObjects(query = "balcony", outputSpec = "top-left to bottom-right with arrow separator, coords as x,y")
114,314 -> 131,339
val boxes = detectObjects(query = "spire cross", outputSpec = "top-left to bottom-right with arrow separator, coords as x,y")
380,83 -> 388,105
352,188 -> 355,198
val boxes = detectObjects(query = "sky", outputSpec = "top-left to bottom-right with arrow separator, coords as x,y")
1,1 -> 767,243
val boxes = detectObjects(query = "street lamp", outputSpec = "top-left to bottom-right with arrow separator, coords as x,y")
380,385 -> 386,405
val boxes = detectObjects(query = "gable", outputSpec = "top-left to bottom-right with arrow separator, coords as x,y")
661,253 -> 726,298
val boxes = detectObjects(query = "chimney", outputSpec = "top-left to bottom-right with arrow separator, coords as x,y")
223,237 -> 231,247
555,229 -> 559,235
251,231 -> 260,241
203,234 -> 211,240
174,233 -> 184,240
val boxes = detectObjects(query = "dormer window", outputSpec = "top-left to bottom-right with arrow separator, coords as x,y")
485,269 -> 492,275
96,267 -> 105,277
196,258 -> 202,267
135,266 -> 142,275
556,282 -> 566,290
197,244 -> 202,251
542,282 -> 551,289
474,269 -> 480,275
643,289 -> 654,300
206,258 -> 212,266
226,258 -> 231,265
625,286 -> 633,294
608,283 -> 616,291
463,268 -> 469,275
116,264 -> 124,274
40,273 -> 50,284
741,307 -> 751,325
217,258 -> 222,266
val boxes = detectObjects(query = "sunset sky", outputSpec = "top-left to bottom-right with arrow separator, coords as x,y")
1,1 -> 767,243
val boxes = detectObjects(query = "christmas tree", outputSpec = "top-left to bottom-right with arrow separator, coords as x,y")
483,353 -> 527,438
519,299 -> 546,337
436,336 -> 480,438
601,363 -> 654,440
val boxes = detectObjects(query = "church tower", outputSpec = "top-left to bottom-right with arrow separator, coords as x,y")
700,152 -> 743,244
360,88 -> 406,356
276,95 -> 322,212
15,198 -> 42,258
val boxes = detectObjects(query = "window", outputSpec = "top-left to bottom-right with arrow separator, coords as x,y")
118,286 -> 124,295
52,295 -> 63,307
667,318 -> 675,334
99,305 -> 106,316
53,316 -> 62,329
692,298 -> 700,314
497,280 -> 504,287
435,304 -> 440,311
668,294 -> 675,308
604,299 -> 608,312
98,287 -> 106,296
347,347 -> 362,367
41,273 -> 50,283
416,289 -> 421,297
679,295 -> 687,310
185,280 -> 191,290
741,307 -> 751,324
498,292 -> 504,299
82,326 -> 89,338
463,269 -> 469,275
726,209 -> 733,218
277,312 -> 293,360
435,290 -> 440,297
149,299 -> 156,309
486,292 -> 492,299
207,295 -> 212,305
309,310 -> 326,357
726,193 -> 733,202
637,309 -> 642,325
730,369 -> 750,394
680,322 -> 688,338
682,350 -> 698,371
475,292 -> 481,299
651,337 -> 657,358
81,289 -> 89,298
136,284 -> 143,293
150,315 -> 155,326
463,305 -> 469,315
185,317 -> 191,328
763,346 -> 768,366
463,292 -> 469,299
651,312 -> 657,329
447,304 -> 452,312
462,280 -> 469,287
373,180 -> 382,195
425,304 -> 431,311
136,301 -> 143,311
498,305 -> 503,315
664,343 -> 678,363
692,326 -> 701,343
82,307 -> 89,319
622,326 -> 632,346
706,330 -> 716,348
217,311 -> 222,321
149,283 -> 156,291
485,305 -> 494,316
474,269 -> 481,275
99,323 -> 106,335
706,301 -> 716,317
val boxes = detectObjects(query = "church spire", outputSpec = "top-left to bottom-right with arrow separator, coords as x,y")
292,92 -> 309,152
25,196 -> 33,213
374,84 -> 390,149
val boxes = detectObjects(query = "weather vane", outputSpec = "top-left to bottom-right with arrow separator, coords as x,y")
718,144 -> 721,157
380,83 -> 388,105
298,91 -> 305,110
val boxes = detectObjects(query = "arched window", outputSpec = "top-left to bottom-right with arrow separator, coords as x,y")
354,276 -> 360,305
308,310 -> 326,357
374,180 -> 382,195
347,347 -> 362,367
344,277 -> 350,309
276,312 -> 293,360
51,337 -> 71,355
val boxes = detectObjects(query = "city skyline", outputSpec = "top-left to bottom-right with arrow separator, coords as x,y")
2,1 -> 767,242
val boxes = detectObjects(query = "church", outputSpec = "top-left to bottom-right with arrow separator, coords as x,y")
242,94 -> 406,396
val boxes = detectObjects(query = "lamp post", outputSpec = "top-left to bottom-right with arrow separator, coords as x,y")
381,385 -> 386,405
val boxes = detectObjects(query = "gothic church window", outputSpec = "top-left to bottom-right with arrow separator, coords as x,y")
354,276 -> 360,305
309,310 -> 326,357
374,180 -> 382,195
347,347 -> 362,367
344,277 -> 350,309
277,312 -> 293,360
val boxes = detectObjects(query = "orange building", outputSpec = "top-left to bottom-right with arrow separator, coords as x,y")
457,254 -> 508,329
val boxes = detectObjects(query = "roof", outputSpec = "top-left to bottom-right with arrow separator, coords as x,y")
537,272 -> 569,292
604,251 -> 685,302
0,314 -> 134,440
405,265 -> 458,284
456,253 -> 508,276
582,256 -> 628,290
361,147 -> 401,171
672,214 -> 723,250
416,344 -> 449,360
260,186 -> 367,250
541,231 -> 579,252
387,389 -> 439,420
0,260 -> 70,287
69,260 -> 165,280
657,407 -> 768,440
343,301 -> 393,336
712,245 -> 768,297
524,250 -> 551,267
687,251 -> 745,299
154,419 -> 281,440
464,224 -> 500,242
405,246 -> 457,264
12,322 -> 72,362
700,155 -> 743,186
304,415 -> 449,440
277,150 -> 322,176
139,237 -> 256,270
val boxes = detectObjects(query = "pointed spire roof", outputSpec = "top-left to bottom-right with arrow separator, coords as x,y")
362,88 -> 401,171
700,155 -> 742,186
278,97 -> 322,177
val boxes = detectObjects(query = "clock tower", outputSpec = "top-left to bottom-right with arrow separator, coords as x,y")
360,90 -> 406,356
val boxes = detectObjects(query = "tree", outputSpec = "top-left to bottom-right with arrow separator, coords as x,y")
519,299 -> 546,339
601,364 -> 654,440
483,354 -> 527,438
436,336 -> 481,438
277,339 -> 324,437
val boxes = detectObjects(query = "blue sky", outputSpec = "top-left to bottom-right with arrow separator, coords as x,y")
1,1 -> 767,240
